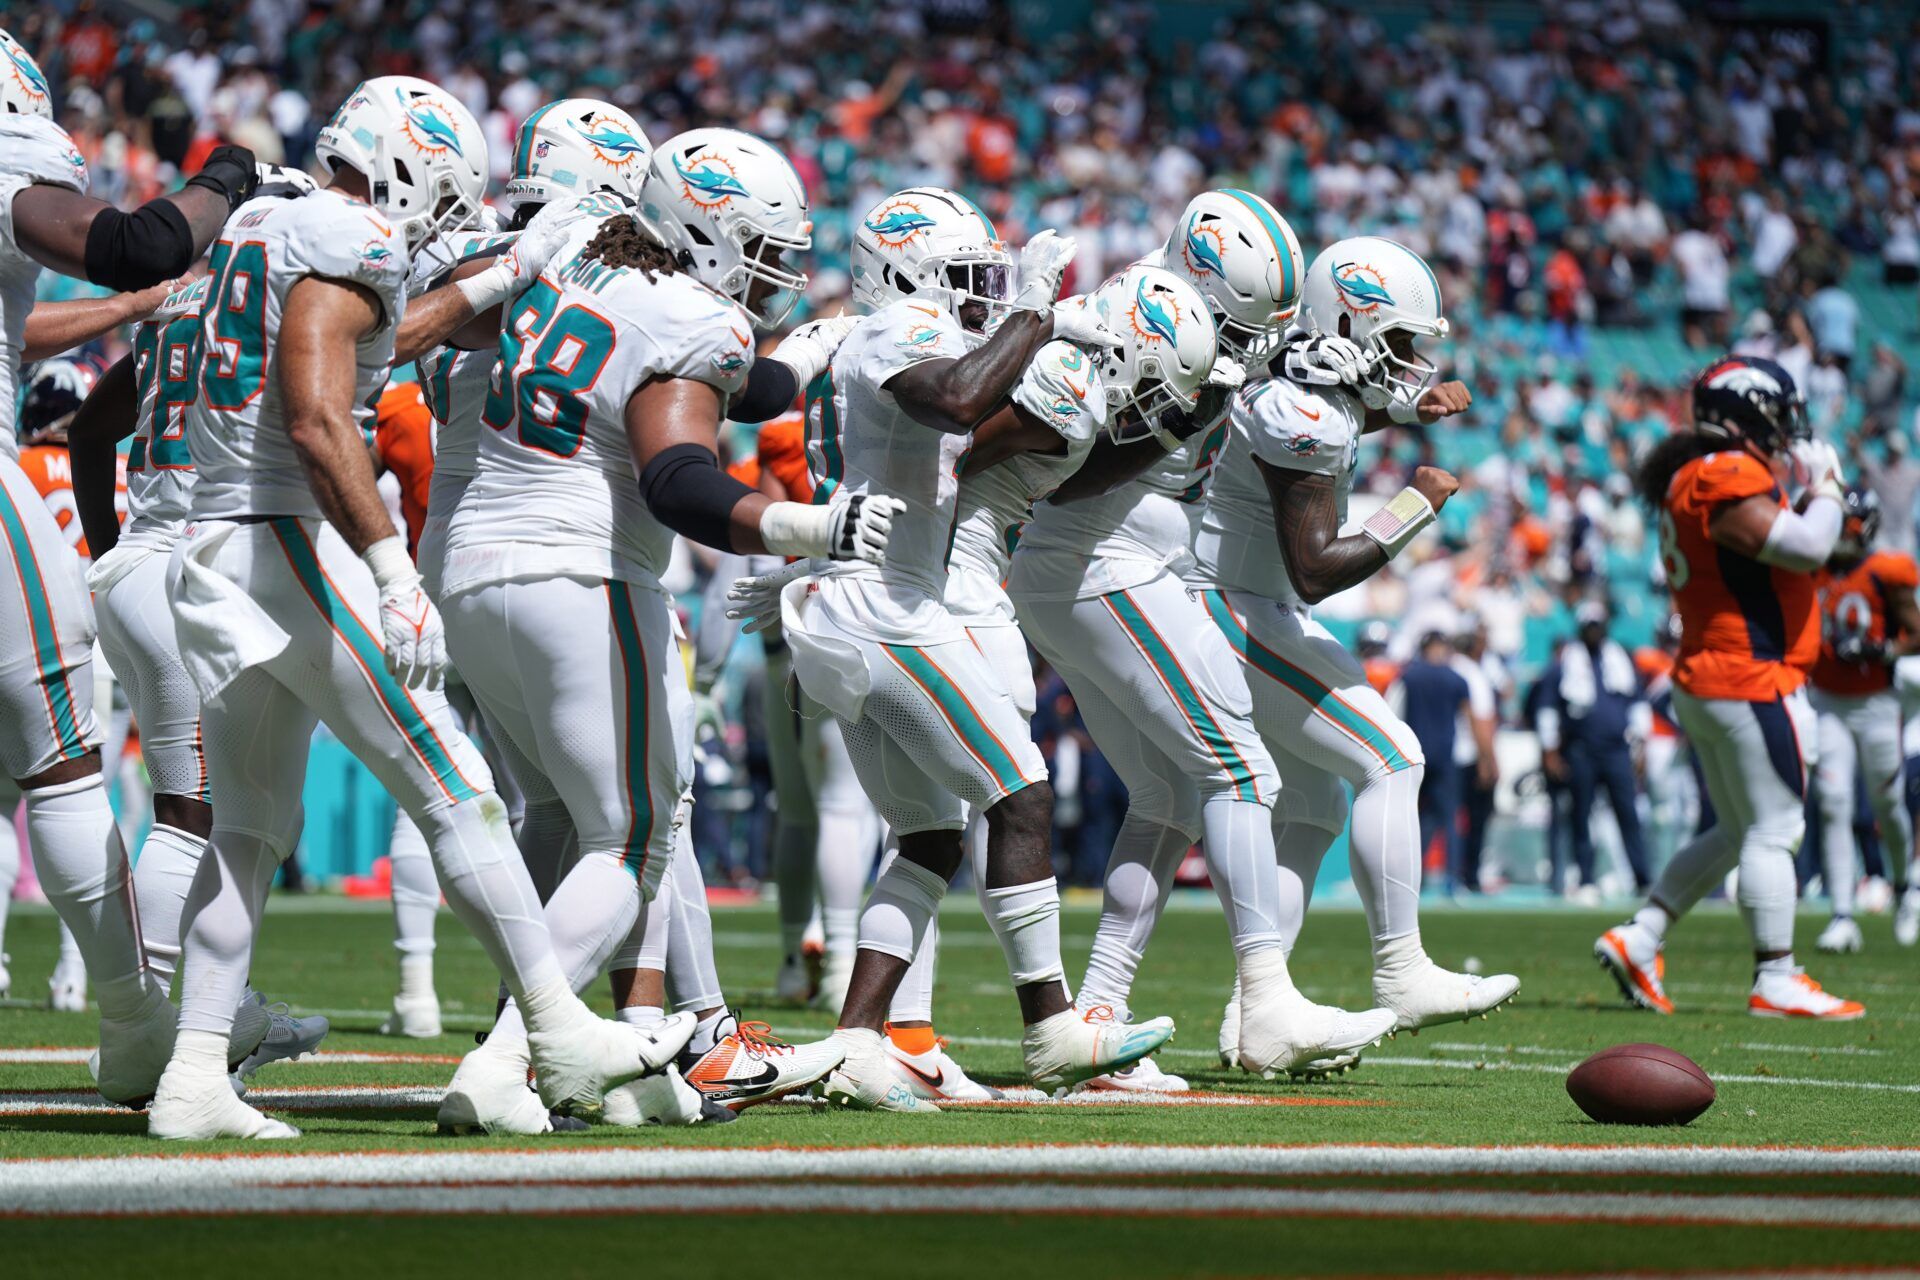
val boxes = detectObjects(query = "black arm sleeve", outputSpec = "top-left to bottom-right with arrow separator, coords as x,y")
82,200 -> 196,292
728,358 -> 800,424
637,442 -> 758,552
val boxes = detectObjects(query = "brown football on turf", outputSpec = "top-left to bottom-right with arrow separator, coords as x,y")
1566,1043 -> 1715,1126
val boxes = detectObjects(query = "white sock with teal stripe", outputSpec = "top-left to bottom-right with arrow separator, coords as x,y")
26,774 -> 149,1020
982,878 -> 1065,986
129,823 -> 208,991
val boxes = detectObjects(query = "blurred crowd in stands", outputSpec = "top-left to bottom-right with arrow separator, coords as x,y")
12,0 -> 1920,895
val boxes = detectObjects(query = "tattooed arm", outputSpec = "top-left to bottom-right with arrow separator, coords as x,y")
1261,461 -> 1457,605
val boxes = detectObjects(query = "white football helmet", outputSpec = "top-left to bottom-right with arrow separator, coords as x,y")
505,98 -> 651,216
315,76 -> 488,254
1082,265 -> 1218,441
1,28 -> 52,118
850,186 -> 1012,331
1164,188 -> 1303,365
638,128 -> 812,328
1298,236 -> 1449,411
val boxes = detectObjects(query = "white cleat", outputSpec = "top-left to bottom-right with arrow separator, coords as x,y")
235,994 -> 330,1080
437,1038 -> 588,1136
1238,994 -> 1396,1078
680,1015 -> 845,1111
148,1066 -> 299,1140
774,956 -> 813,1004
1749,967 -> 1865,1020
603,1064 -> 736,1127
1373,958 -> 1522,1033
884,1035 -> 1005,1102
822,1027 -> 940,1112
526,1002 -> 697,1111
1816,917 -> 1864,955
48,956 -> 87,1013
1078,1055 -> 1189,1094
1286,1051 -> 1362,1081
1024,1006 -> 1175,1094
1897,887 -> 1920,948
378,992 -> 443,1039
93,986 -> 177,1108
1218,989 -> 1241,1070
0,952 -> 10,999
1594,922 -> 1673,1014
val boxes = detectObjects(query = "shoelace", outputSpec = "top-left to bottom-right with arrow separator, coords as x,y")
262,1001 -> 301,1030
1079,1003 -> 1117,1025
733,1019 -> 793,1058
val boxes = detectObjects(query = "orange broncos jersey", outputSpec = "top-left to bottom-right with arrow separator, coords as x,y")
1661,449 -> 1817,700
756,412 -> 813,504
373,382 -> 435,557
17,443 -> 125,562
1811,550 -> 1919,696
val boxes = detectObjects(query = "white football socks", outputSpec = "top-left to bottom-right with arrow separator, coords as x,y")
890,912 -> 938,1023
0,799 -> 18,960
175,831 -> 280,1035
422,792 -> 567,999
1078,813 -> 1190,1019
128,822 -> 207,991
1272,820 -> 1339,951
981,877 -> 1065,986
1345,765 -> 1426,943
663,826 -> 723,1012
388,807 -> 441,963
856,853 -> 945,966
25,774 -> 147,1019
772,817 -> 818,959
1739,841 -> 1799,954
1199,795 -> 1284,955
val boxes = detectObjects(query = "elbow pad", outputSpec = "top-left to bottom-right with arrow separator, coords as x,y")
1756,495 -> 1842,572
637,443 -> 757,552
83,200 -> 196,293
729,358 -> 799,424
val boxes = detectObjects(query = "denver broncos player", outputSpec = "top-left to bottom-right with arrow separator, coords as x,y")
2,27 -> 265,1111
1808,487 -> 1920,953
1597,356 -> 1862,1020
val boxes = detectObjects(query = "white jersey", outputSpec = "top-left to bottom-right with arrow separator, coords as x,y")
412,226 -> 518,493
1192,375 -> 1364,608
945,339 -> 1105,624
806,298 -> 974,643
185,190 -> 411,521
439,216 -> 754,595
119,277 -> 211,552
0,115 -> 90,458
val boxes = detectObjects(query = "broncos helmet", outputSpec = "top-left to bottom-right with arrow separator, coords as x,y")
505,98 -> 651,217
17,358 -> 97,444
850,186 -> 1011,332
1836,485 -> 1882,559
1690,355 -> 1807,457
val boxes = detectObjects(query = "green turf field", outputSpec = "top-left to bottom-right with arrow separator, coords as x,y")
2,896 -> 1916,1277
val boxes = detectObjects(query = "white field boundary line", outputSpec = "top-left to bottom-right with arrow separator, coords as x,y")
3,1178 -> 1919,1224
0,1049 -> 458,1066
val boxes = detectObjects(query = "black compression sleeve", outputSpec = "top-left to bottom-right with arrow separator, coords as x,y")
637,442 -> 759,552
83,200 -> 196,292
729,358 -> 800,424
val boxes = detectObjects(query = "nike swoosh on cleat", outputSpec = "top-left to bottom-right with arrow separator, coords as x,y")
690,1061 -> 783,1098
894,1059 -> 946,1092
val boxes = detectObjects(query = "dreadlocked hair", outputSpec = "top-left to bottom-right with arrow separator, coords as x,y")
1636,429 -> 1734,511
580,214 -> 680,279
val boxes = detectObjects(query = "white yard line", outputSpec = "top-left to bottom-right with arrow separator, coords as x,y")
0,1086 -> 443,1116
1738,1043 -> 1889,1057
0,1049 -> 458,1066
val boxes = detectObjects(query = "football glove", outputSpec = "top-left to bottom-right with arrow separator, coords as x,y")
1282,332 -> 1371,387
726,560 -> 816,636
364,537 -> 446,689
1833,633 -> 1890,666
1013,229 -> 1077,311
770,312 -> 860,387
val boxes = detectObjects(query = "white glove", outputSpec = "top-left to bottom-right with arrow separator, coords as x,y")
364,537 -> 446,689
1787,437 -> 1844,504
758,490 -> 903,563
1283,332 -> 1371,387
1051,300 -> 1125,349
770,312 -> 860,387
691,687 -> 726,742
726,559 -> 815,635
1013,229 -> 1077,311
1207,354 -> 1246,390
254,163 -> 317,198
454,197 -> 580,313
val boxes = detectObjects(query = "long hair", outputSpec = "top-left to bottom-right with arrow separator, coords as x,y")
1636,429 -> 1730,510
579,214 -> 679,280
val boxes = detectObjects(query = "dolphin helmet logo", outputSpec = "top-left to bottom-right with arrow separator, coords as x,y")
1331,262 -> 1394,313
1130,279 -> 1181,345
4,41 -> 49,103
864,203 -> 937,246
673,150 -> 750,207
402,98 -> 466,157
1182,215 -> 1227,279
575,119 -> 646,167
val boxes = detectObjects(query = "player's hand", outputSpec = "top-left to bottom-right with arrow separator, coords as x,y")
1283,332 -> 1370,387
1410,465 -> 1460,512
120,274 -> 193,323
726,560 -> 813,635
691,688 -> 726,742
1051,300 -> 1125,349
254,162 -> 317,199
826,491 -> 903,564
1417,380 -> 1473,421
771,311 -> 859,387
1014,229 -> 1077,311
1207,354 -> 1247,391
1833,633 -> 1890,666
377,578 -> 447,689
1788,437 -> 1845,504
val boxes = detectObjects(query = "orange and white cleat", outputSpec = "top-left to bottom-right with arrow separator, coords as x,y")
1595,924 -> 1673,1014
1748,968 -> 1865,1020
883,1027 -> 1005,1102
679,1012 -> 844,1111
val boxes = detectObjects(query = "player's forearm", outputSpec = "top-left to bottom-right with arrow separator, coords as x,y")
22,296 -> 148,360
893,309 -> 1050,433
289,412 -> 402,554
66,354 -> 137,558
1755,495 -> 1842,572
1273,474 -> 1387,605
393,280 -> 487,363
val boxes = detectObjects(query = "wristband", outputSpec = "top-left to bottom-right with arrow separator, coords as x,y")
454,260 -> 517,314
1387,396 -> 1422,425
1359,486 -> 1437,556
362,535 -> 418,589
758,500 -> 835,558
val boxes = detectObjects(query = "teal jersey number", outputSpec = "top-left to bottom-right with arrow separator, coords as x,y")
199,239 -> 269,412
128,312 -> 201,472
482,279 -> 616,458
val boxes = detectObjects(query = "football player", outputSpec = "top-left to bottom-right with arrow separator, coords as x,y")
1194,237 -> 1519,1072
1,27 -> 266,1109
1807,487 -> 1920,952
1597,356 -> 1862,1019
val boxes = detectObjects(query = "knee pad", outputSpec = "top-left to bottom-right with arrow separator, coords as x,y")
858,856 -> 948,962
418,791 -> 515,878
